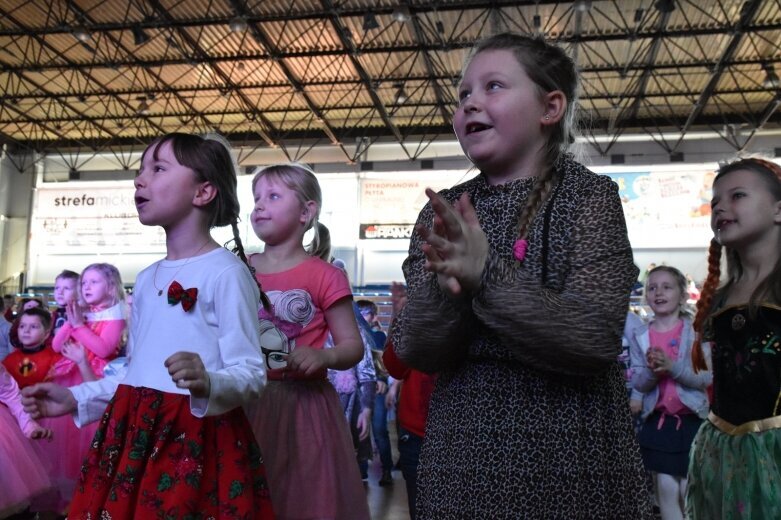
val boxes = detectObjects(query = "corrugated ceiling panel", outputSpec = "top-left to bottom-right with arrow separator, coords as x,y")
261,18 -> 343,53
284,54 -> 358,82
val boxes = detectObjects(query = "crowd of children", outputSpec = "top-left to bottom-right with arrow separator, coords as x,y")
0,30 -> 779,520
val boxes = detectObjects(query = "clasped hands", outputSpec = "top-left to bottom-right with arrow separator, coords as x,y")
418,188 -> 489,297
646,347 -> 673,375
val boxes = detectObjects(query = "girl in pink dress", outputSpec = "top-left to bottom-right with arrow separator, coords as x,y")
0,364 -> 52,517
246,164 -> 370,519
42,263 -> 126,512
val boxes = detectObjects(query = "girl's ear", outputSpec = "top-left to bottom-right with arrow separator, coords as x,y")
773,199 -> 781,224
540,90 -> 567,126
193,181 -> 218,207
300,200 -> 318,225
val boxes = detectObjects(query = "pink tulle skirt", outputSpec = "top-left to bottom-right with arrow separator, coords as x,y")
0,404 -> 52,517
246,379 -> 370,520
31,369 -> 100,512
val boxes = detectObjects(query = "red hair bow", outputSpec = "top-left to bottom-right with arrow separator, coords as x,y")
167,281 -> 198,312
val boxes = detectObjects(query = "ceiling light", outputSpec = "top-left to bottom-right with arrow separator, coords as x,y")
762,63 -> 781,89
363,12 -> 380,31
237,62 -> 246,71
394,85 -> 408,104
391,6 -> 411,23
132,26 -> 150,46
137,100 -> 150,115
575,1 -> 592,12
229,16 -> 248,33
72,26 -> 91,42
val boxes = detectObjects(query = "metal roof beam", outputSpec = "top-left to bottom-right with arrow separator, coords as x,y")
320,0 -> 410,160
0,14 -> 781,49
63,0 -> 220,139
146,0 -> 280,150
674,0 -> 763,151
229,0 -> 348,159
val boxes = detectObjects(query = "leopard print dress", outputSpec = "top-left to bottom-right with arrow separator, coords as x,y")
391,158 -> 654,519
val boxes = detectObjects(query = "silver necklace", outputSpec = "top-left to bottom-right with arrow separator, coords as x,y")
152,240 -> 213,296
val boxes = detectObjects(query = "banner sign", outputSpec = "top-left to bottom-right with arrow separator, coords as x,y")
359,223 -> 415,240
604,169 -> 715,249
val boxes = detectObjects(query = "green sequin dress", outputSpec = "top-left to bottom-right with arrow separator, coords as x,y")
687,304 -> 781,519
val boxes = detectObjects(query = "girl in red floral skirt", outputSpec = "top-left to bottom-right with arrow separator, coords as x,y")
21,133 -> 274,519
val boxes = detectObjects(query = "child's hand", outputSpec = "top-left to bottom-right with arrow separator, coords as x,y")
629,399 -> 642,415
165,352 -> 211,399
390,282 -> 408,319
28,424 -> 53,440
66,300 -> 85,327
21,383 -> 78,419
385,380 -> 400,409
419,189 -> 488,297
286,346 -> 335,376
647,347 -> 673,375
61,341 -> 88,365
357,408 -> 372,441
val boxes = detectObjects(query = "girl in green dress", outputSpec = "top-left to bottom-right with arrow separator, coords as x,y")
688,157 -> 781,519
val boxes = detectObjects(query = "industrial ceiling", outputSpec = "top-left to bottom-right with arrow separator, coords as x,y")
1,0 -> 780,168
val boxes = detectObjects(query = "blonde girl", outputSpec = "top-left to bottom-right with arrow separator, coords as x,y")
629,265 -> 711,520
246,163 -> 369,519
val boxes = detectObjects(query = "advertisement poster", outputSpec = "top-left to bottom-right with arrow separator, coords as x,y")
605,169 -> 715,249
358,170 -> 475,236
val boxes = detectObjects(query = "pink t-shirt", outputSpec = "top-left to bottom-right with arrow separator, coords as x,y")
253,256 -> 352,381
650,319 -> 691,417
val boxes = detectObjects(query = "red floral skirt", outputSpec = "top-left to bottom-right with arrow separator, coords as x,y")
69,384 -> 274,519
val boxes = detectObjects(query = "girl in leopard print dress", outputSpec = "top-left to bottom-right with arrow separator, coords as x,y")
390,33 -> 654,519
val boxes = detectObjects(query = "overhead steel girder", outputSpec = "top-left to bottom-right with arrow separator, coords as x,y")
674,0 -> 764,152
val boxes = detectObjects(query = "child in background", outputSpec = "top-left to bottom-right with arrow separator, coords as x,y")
327,255 -> 378,484
629,266 -> 711,520
356,299 -> 394,486
687,158 -> 781,519
52,262 -> 126,383
51,269 -> 80,336
36,263 -> 127,512
327,300 -> 378,484
383,282 -> 438,520
0,363 -> 52,517
2,308 -> 62,388
7,297 -> 46,350
246,163 -> 369,519
390,32 -> 651,517
22,132 -> 273,518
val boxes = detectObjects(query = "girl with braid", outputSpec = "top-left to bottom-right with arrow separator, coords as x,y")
686,157 -> 781,519
22,133 -> 274,518
389,33 -> 653,518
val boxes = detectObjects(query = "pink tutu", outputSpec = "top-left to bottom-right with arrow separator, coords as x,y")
31,369 -> 99,512
246,379 -> 370,520
0,404 -> 52,517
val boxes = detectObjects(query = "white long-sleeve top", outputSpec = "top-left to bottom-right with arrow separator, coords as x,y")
71,247 -> 266,425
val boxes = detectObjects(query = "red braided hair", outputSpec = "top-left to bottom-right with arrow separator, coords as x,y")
692,239 -> 722,372
692,157 -> 781,372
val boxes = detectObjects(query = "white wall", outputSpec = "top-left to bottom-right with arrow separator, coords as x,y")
10,132 -> 781,289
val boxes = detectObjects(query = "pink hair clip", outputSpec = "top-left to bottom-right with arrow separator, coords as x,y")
513,239 -> 528,262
